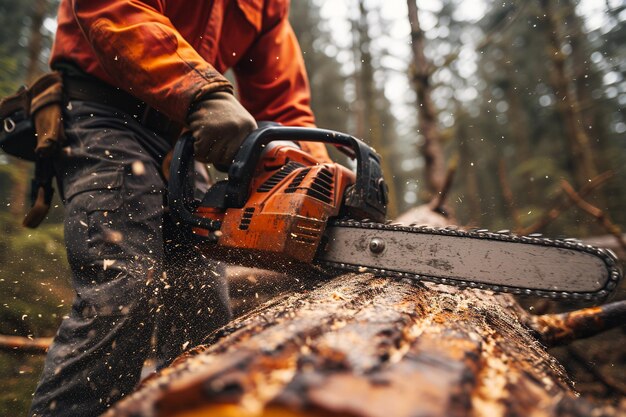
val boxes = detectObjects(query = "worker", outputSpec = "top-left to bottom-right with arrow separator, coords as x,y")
29,1 -> 330,416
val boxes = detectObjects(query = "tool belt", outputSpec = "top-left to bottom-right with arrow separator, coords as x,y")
63,76 -> 182,142
0,71 -> 182,228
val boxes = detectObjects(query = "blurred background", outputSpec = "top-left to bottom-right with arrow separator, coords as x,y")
0,0 -> 624,414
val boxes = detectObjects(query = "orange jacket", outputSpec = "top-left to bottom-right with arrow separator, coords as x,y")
51,0 -> 328,160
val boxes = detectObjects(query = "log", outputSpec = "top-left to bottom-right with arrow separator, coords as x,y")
105,273 -> 622,417
583,234 -> 626,260
0,334 -> 52,354
226,266 -> 306,317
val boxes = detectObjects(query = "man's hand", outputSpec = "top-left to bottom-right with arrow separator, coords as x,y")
187,92 -> 258,170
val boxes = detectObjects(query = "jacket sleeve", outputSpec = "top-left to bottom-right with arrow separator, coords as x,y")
234,5 -> 330,162
70,0 -> 233,123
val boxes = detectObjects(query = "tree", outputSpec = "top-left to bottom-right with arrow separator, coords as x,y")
350,0 -> 400,217
446,0 -> 625,236
289,1 -> 351,133
407,0 -> 446,202
539,0 -> 598,188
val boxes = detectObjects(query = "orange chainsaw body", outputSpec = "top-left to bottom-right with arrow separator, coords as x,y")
169,126 -> 388,269
194,145 -> 356,263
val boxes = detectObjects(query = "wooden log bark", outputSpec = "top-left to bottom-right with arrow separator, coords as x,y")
106,273 -> 621,417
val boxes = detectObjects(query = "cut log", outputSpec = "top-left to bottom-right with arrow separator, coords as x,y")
106,273 -> 621,417
226,266 -> 306,317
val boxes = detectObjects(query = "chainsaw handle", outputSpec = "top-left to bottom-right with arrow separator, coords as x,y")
224,125 -> 385,211
169,126 -> 387,232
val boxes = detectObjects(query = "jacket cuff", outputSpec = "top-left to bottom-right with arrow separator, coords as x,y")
190,79 -> 234,107
173,71 -> 234,123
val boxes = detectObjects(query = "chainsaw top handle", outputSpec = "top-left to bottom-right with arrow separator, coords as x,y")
169,125 -> 388,232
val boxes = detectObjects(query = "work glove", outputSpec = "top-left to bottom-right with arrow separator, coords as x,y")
187,91 -> 257,171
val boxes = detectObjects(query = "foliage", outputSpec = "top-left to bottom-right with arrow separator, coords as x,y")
0,210 -> 70,416
0,353 -> 45,416
0,212 -> 71,337
0,0 -> 30,95
0,1 -> 66,414
289,1 -> 351,133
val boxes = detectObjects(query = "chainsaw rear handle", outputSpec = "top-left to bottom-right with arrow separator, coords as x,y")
169,125 -> 387,231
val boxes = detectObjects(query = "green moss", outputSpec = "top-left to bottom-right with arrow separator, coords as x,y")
0,352 -> 45,416
0,221 -> 72,337
0,215 -> 71,413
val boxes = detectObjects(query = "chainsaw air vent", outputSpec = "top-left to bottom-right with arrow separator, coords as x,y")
257,162 -> 305,193
285,168 -> 311,193
305,168 -> 334,204
291,220 -> 324,245
239,207 -> 255,230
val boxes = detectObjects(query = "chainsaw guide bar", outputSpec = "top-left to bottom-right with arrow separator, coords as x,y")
169,127 -> 623,303
317,219 -> 622,302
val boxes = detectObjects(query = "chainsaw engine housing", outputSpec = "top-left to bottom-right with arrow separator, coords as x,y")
169,126 -> 388,265
197,146 -> 356,262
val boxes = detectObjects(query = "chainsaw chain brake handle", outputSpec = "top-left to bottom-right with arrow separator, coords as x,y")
168,125 -> 388,233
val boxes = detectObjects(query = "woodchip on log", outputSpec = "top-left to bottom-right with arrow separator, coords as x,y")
105,273 -> 621,417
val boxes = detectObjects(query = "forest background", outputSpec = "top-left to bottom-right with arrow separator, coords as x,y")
0,0 -> 624,415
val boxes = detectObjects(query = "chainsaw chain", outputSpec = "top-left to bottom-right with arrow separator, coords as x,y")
317,219 -> 622,302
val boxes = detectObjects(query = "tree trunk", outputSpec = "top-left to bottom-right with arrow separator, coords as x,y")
456,117 -> 481,226
106,272 -> 616,417
407,0 -> 446,203
351,0 -> 399,218
539,0 -> 598,188
501,42 -> 536,206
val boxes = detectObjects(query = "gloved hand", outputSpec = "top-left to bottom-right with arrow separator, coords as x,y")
187,91 -> 257,170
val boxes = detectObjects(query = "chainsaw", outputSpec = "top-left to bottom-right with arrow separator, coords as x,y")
169,126 -> 622,302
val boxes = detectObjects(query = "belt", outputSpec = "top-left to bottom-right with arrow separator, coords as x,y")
63,76 -> 183,142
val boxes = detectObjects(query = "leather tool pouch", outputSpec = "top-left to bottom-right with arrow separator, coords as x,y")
0,85 -> 36,161
30,71 -> 65,157
0,72 -> 64,227
0,72 -> 65,160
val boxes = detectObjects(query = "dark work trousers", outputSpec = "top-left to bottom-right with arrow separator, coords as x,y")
29,100 -> 232,417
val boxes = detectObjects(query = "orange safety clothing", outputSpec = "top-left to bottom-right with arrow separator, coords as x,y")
51,0 -> 329,160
